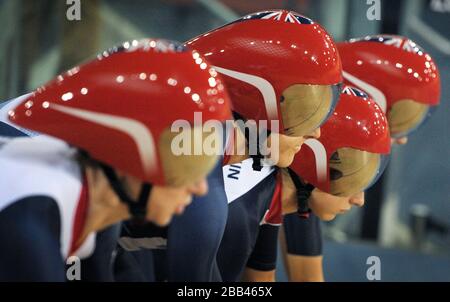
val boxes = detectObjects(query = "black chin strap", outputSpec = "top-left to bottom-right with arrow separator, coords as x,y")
287,168 -> 315,218
99,164 -> 152,221
245,127 -> 268,171
232,111 -> 268,172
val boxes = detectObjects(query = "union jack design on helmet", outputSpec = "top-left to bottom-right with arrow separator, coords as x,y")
349,35 -> 424,54
342,86 -> 368,98
239,10 -> 314,24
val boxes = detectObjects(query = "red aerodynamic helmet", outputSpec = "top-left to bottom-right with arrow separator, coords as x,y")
290,85 -> 391,197
187,10 -> 343,137
338,35 -> 441,138
9,39 -> 231,186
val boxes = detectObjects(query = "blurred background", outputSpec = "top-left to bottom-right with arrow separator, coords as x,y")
0,0 -> 448,281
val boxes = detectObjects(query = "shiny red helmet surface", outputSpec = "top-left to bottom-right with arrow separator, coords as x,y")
338,35 -> 440,137
187,10 -> 342,135
290,85 -> 391,196
9,39 -> 231,185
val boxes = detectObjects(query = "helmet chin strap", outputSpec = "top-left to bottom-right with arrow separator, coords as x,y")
232,111 -> 267,171
99,163 -> 152,221
246,127 -> 269,172
287,168 -> 314,218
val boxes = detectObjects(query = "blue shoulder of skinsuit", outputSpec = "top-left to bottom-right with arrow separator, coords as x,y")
0,121 -> 28,137
0,93 -> 39,138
